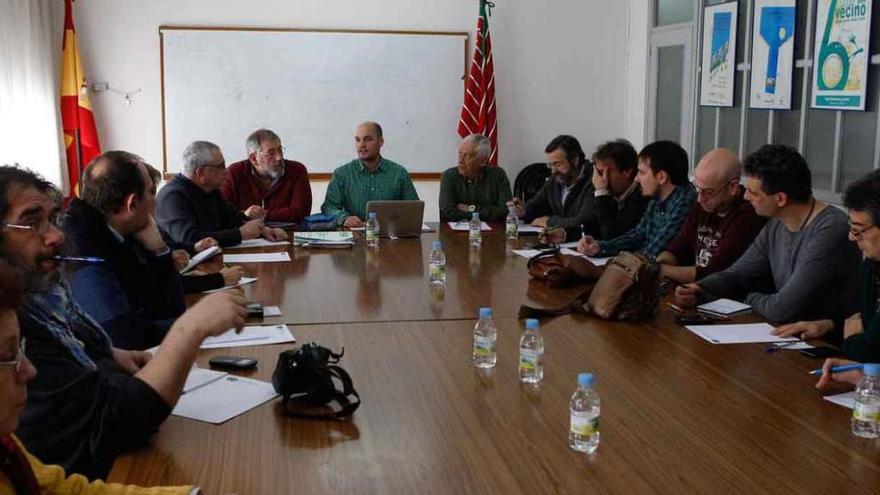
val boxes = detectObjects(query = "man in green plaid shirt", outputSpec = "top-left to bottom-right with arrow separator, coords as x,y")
578,141 -> 697,259
321,122 -> 419,227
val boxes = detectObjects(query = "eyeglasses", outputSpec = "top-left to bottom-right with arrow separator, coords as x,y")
258,147 -> 284,158
849,223 -> 877,240
201,162 -> 227,171
694,178 -> 737,198
0,338 -> 26,374
3,215 -> 63,236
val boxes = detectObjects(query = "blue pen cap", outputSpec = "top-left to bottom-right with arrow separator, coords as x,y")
479,307 -> 492,318
578,373 -> 594,388
472,212 -> 480,220
432,240 -> 442,250
526,319 -> 539,330
368,212 -> 377,219
864,363 -> 880,376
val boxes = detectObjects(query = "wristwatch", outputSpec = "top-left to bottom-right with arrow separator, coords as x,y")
468,204 -> 476,212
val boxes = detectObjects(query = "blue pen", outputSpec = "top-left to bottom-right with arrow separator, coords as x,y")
53,255 -> 106,264
808,363 -> 864,375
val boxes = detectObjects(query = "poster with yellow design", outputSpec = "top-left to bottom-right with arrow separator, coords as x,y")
811,0 -> 873,110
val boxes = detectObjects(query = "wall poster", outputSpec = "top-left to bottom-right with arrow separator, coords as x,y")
811,0 -> 872,110
700,1 -> 739,107
749,0 -> 797,109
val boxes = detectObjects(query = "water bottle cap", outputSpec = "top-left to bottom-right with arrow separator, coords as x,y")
472,212 -> 480,219
479,307 -> 492,318
368,212 -> 377,219
432,240 -> 442,250
578,373 -> 594,387
526,318 -> 539,330
864,363 -> 880,376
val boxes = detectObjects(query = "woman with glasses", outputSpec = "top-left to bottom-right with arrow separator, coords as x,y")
0,261 -> 198,494
775,170 -> 880,363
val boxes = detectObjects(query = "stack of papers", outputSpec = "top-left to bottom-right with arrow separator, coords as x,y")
173,371 -> 278,424
293,231 -> 355,248
823,391 -> 855,409
684,322 -> 798,345
698,298 -> 752,317
448,221 -> 492,231
222,252 -> 291,263
226,238 -> 291,249
201,324 -> 295,349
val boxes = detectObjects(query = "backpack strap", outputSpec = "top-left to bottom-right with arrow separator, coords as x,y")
281,365 -> 361,419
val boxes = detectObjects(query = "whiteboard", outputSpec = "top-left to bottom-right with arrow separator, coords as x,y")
160,28 -> 467,175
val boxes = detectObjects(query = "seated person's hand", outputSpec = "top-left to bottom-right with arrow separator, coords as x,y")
540,228 -> 566,245
506,198 -> 524,217
171,249 -> 190,272
815,358 -> 863,389
592,164 -> 609,191
343,216 -> 364,228
239,219 -> 264,240
244,205 -> 265,220
531,216 -> 549,228
112,348 -> 153,375
772,320 -> 833,339
221,265 -> 244,286
177,288 -> 248,337
261,226 -> 288,241
133,215 -> 168,253
674,283 -> 701,308
577,235 -> 600,256
194,237 -> 219,253
844,313 -> 864,339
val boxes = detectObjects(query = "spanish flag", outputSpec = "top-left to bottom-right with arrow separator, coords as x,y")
60,0 -> 100,197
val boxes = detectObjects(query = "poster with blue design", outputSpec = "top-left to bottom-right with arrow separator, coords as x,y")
700,2 -> 739,107
749,0 -> 796,109
811,0 -> 872,110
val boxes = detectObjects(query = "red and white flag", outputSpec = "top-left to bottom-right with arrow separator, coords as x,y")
458,0 -> 498,166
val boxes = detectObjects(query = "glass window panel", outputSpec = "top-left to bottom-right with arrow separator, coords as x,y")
804,108 -> 837,192
656,45 -> 685,143
773,68 -> 804,148
656,0 -> 695,26
840,64 -> 880,189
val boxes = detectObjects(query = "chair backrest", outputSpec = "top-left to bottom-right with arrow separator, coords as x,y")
513,162 -> 550,205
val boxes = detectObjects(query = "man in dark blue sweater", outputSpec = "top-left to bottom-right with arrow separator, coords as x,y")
64,150 -> 185,350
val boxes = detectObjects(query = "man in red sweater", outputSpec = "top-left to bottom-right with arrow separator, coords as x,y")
656,148 -> 767,284
222,128 -> 312,224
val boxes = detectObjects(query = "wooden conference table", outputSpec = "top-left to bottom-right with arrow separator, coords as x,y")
109,225 -> 880,494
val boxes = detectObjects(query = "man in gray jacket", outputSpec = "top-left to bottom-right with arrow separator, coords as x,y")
675,145 -> 860,329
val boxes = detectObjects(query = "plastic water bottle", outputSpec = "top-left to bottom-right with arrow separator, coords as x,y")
472,307 -> 496,368
569,372 -> 600,453
506,206 -> 519,240
429,240 -> 446,285
852,363 -> 880,438
519,318 -> 544,383
365,212 -> 380,248
469,212 -> 482,248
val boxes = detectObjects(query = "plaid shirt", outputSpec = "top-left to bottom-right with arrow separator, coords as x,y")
598,184 -> 697,258
321,157 -> 419,225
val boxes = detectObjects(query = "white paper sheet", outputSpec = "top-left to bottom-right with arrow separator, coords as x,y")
226,238 -> 291,249
560,248 -> 612,266
421,223 -> 433,232
512,249 -> 544,260
222,252 -> 291,263
448,221 -> 492,231
823,391 -> 855,410
684,322 -> 798,344
201,324 -> 295,349
172,376 -> 279,424
182,367 -> 228,394
559,241 -> 579,249
698,298 -> 752,316
263,305 -> 282,317
516,223 -> 544,234
201,276 -> 257,294
180,245 -> 221,274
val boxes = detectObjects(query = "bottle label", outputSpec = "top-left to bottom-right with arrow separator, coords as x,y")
474,335 -> 493,357
519,349 -> 539,372
506,222 -> 518,237
570,411 -> 599,436
853,402 -> 880,422
469,228 -> 481,242
366,229 -> 378,242
430,263 -> 445,279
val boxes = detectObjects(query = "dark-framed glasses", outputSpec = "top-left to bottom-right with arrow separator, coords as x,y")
849,223 -> 877,241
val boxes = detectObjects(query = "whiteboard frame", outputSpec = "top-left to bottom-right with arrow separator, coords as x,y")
158,25 -> 470,180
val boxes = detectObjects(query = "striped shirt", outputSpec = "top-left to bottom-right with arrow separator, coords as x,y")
321,157 -> 419,225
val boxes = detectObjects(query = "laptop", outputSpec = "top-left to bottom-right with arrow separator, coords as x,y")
365,200 -> 425,238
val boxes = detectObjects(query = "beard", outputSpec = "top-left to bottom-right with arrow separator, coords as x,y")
0,240 -> 66,294
554,168 -> 577,186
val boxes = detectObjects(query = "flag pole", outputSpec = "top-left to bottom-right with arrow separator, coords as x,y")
74,128 -> 83,196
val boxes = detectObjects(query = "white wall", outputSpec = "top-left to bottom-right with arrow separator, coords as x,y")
624,0 -> 651,150
72,0 -> 632,193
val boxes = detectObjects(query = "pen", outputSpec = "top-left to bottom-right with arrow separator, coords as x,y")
765,340 -> 802,353
53,255 -> 106,264
666,302 -> 684,313
808,363 -> 864,375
